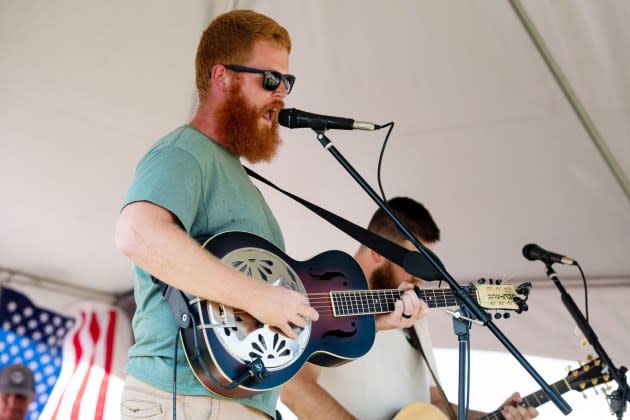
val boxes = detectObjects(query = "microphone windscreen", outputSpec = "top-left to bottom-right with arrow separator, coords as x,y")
278,108 -> 295,128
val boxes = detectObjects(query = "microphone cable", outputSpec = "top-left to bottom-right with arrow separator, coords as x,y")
375,121 -> 395,202
576,262 -> 589,322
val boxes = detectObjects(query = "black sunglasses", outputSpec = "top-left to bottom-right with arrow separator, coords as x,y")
224,64 -> 296,94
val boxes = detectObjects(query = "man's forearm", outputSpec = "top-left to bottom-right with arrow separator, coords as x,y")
281,379 -> 354,420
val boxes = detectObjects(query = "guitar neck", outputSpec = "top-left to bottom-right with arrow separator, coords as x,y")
479,379 -> 568,420
330,288 -> 477,316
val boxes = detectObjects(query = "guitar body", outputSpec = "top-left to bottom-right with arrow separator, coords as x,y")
393,402 -> 448,420
180,231 -> 375,398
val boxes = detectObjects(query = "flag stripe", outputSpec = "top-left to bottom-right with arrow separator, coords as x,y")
95,310 -> 117,420
71,312 -> 100,420
51,311 -> 87,420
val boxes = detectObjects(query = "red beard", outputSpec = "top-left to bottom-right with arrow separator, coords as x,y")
214,85 -> 284,163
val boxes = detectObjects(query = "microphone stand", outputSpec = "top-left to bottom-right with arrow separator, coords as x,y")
543,262 -> 629,419
311,129 -> 572,418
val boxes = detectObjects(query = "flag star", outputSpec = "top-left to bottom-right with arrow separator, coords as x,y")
39,313 -> 49,322
53,316 -> 61,326
23,306 -> 34,317
7,301 -> 17,312
28,320 -> 38,329
11,314 -> 22,324
10,345 -> 19,355
44,325 -> 53,335
16,326 -> 26,336
33,331 -> 42,340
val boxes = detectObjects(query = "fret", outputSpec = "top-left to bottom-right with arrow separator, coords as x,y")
331,292 -> 338,317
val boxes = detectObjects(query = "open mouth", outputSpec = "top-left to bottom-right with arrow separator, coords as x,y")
262,108 -> 277,122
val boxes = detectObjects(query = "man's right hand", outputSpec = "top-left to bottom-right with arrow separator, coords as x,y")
249,285 -> 319,339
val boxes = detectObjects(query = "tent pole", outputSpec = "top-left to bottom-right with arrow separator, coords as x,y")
0,266 -> 115,302
509,0 -> 630,204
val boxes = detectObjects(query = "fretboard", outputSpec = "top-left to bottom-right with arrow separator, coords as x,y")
479,379 -> 568,420
330,288 -> 478,316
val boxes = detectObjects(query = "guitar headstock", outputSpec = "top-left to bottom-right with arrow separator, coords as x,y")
566,357 -> 611,393
472,278 -> 531,315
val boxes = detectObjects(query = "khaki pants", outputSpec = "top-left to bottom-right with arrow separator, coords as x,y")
120,375 -> 271,420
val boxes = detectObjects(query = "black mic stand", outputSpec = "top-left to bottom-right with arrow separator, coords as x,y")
543,262 -> 628,419
311,129 -> 572,418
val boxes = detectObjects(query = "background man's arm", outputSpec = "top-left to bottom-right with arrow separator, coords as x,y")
281,363 -> 355,420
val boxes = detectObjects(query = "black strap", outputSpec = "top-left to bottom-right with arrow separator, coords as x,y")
245,167 -> 444,280
151,276 -> 192,328
404,326 -> 457,420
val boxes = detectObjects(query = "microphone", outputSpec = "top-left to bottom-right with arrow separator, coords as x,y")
278,108 -> 376,131
522,243 -> 577,265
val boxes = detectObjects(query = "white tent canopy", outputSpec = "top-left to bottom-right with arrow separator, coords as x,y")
2,0 -> 629,413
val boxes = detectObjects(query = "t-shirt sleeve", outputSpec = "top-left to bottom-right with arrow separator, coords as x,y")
122,145 -> 204,232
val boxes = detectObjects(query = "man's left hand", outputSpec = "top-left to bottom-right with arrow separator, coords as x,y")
499,392 -> 538,420
375,281 -> 428,331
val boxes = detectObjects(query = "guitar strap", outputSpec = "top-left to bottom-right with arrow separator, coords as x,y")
404,326 -> 457,420
244,167 -> 445,281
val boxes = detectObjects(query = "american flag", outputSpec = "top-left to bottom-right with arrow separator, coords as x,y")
0,286 -> 131,420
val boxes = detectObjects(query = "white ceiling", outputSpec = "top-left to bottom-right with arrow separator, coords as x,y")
1,0 -> 629,301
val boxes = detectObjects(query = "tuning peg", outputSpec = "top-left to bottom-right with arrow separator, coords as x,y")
494,313 -> 502,320
513,297 -> 528,313
477,278 -> 486,284
495,279 -> 502,285
503,313 -> 510,319
516,282 -> 532,296
582,392 -> 588,400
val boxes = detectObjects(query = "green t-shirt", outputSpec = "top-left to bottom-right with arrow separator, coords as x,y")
122,125 -> 284,417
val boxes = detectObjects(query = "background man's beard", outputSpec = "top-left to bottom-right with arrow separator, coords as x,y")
369,261 -> 400,290
215,86 -> 284,163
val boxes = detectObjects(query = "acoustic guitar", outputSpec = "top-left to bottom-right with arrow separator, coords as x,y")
395,357 -> 610,420
178,231 -> 529,398
479,357 -> 610,419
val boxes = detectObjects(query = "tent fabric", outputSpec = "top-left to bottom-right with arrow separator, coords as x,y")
0,0 -> 628,386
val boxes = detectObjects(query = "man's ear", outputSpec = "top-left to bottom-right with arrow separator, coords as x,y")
369,249 -> 384,264
209,64 -> 230,92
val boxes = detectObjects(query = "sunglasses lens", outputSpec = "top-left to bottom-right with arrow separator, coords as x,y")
263,71 -> 282,91
263,71 -> 295,94
283,75 -> 295,94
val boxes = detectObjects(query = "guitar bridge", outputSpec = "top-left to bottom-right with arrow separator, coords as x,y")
197,301 -> 237,329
